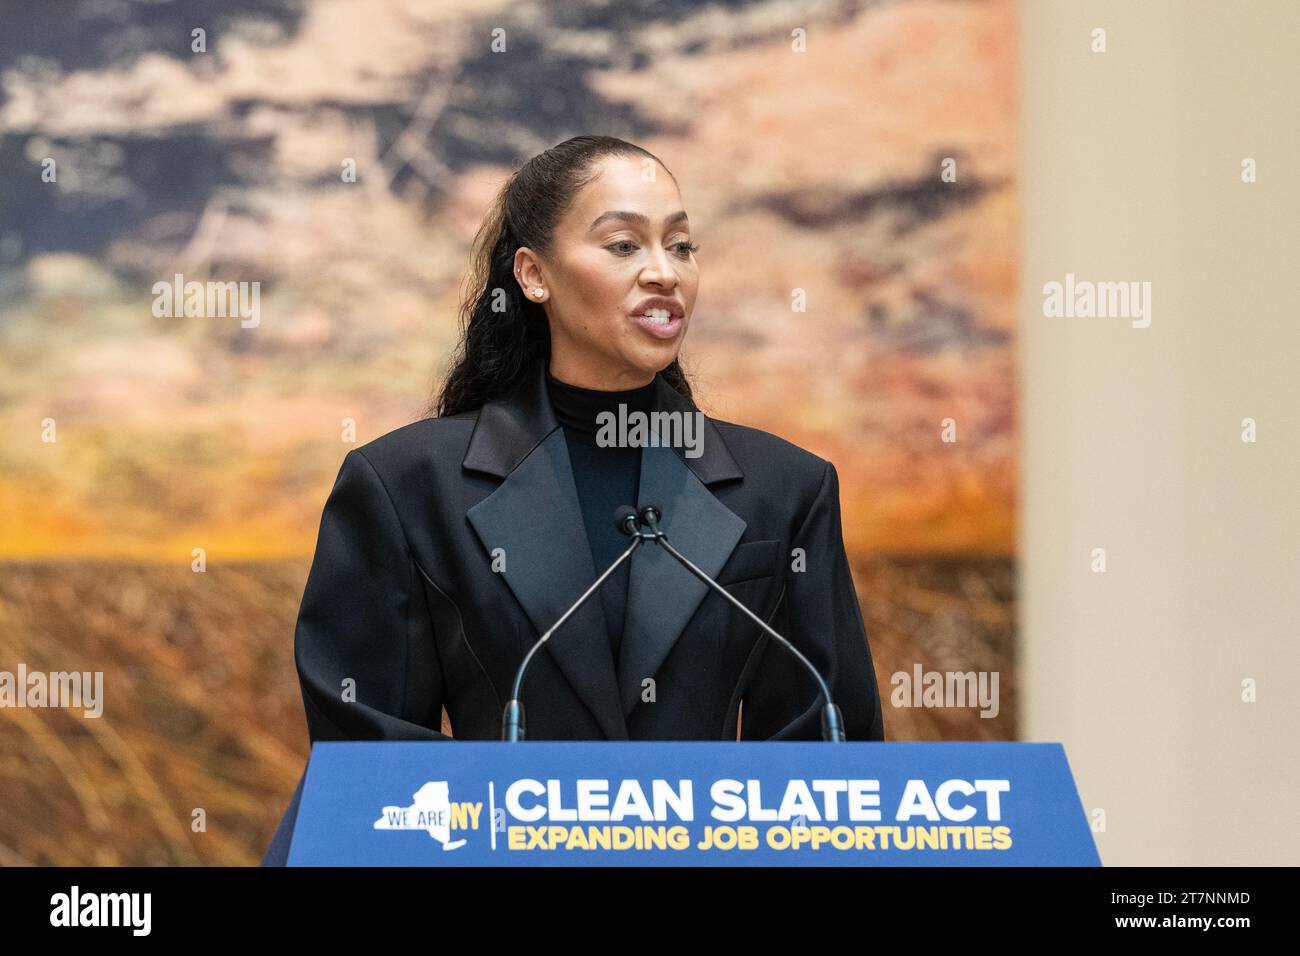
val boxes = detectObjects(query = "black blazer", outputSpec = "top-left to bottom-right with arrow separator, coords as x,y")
293,359 -> 885,743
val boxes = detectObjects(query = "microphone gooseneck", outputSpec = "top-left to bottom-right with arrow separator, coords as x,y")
501,504 -> 646,742
637,504 -> 846,742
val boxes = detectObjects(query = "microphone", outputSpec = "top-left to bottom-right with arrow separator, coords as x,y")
501,505 -> 648,742
637,503 -> 847,742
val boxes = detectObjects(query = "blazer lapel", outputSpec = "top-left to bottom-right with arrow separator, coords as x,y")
462,361 -> 749,734
616,380 -> 747,717
463,365 -> 627,741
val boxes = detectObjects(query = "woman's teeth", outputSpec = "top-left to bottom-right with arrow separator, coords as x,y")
644,309 -> 671,325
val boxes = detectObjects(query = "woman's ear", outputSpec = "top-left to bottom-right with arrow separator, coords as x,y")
513,248 -> 546,301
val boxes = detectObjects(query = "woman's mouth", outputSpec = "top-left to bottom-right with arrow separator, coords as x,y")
629,300 -> 684,339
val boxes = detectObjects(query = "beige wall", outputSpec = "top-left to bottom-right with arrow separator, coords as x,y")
1019,0 -> 1299,865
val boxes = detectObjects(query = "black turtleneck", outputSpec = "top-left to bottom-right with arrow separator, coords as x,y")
546,370 -> 656,665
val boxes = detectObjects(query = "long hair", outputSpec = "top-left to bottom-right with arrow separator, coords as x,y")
428,135 -> 695,418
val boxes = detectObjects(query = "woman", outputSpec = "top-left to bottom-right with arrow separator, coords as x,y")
293,135 -> 885,746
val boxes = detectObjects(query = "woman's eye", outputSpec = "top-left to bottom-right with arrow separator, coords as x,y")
674,240 -> 700,257
607,240 -> 637,255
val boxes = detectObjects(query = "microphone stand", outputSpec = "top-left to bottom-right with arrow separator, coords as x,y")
501,507 -> 649,742
638,506 -> 846,742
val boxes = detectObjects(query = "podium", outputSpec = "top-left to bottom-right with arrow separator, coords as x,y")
263,741 -> 1099,866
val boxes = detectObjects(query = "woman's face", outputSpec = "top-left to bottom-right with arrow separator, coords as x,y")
516,154 -> 699,390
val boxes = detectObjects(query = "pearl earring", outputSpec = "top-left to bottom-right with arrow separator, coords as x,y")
533,288 -> 544,298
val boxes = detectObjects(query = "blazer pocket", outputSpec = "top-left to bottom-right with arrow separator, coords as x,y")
716,539 -> 781,586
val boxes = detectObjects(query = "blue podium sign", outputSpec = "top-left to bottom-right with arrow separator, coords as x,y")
285,741 -> 1099,866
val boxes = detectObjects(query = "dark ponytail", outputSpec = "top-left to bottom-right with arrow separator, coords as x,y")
428,135 -> 694,418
